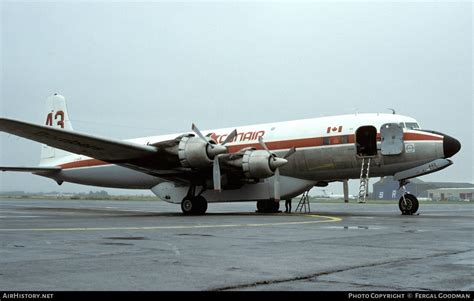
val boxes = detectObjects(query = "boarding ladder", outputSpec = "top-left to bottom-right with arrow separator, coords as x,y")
295,190 -> 311,213
358,158 -> 371,203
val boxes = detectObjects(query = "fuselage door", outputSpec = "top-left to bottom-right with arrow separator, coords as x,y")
380,123 -> 404,155
356,126 -> 378,157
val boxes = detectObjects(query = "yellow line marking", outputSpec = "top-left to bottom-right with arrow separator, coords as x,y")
0,214 -> 341,232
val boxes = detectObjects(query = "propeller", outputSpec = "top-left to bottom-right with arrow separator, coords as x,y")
191,123 -> 237,191
192,123 -> 237,157
258,137 -> 296,202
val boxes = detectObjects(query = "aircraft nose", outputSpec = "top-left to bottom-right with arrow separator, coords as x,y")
443,134 -> 461,158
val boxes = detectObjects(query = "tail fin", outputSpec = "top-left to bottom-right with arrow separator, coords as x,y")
40,93 -> 74,164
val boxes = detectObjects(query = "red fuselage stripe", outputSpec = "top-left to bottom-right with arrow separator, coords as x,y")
59,159 -> 109,169
58,132 -> 442,170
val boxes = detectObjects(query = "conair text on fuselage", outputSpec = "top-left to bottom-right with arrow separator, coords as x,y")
210,130 -> 265,144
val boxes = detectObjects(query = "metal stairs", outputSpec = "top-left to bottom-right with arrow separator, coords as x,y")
358,158 -> 371,203
295,190 -> 311,213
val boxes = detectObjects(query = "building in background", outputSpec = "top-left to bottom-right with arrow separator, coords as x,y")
427,188 -> 473,201
372,177 -> 474,201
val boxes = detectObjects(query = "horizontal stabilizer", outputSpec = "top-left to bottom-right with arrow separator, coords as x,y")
0,166 -> 61,174
0,118 -> 158,162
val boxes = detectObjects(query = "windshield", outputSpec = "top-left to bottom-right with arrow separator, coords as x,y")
405,122 -> 420,129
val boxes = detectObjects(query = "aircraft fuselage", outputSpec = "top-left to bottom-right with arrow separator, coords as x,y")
41,113 -> 459,203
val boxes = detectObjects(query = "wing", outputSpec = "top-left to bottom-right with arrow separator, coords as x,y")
0,118 -> 158,161
0,118 -> 285,188
0,118 -> 194,180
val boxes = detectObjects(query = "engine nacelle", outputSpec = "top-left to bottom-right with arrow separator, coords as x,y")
178,135 -> 215,169
241,150 -> 274,179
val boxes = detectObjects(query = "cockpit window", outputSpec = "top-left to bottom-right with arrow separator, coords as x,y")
405,122 -> 420,129
398,123 -> 405,128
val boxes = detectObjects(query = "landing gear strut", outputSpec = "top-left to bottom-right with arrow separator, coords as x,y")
398,180 -> 419,215
256,199 -> 280,213
181,185 -> 208,215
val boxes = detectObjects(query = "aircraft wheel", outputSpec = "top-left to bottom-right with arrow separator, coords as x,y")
181,196 -> 208,215
270,200 -> 280,213
181,197 -> 194,215
194,196 -> 208,215
256,199 -> 279,213
399,193 -> 419,215
256,200 -> 266,212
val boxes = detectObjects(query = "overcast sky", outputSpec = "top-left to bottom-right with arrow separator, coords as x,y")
1,0 -> 472,196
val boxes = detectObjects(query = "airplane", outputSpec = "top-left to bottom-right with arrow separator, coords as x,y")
0,94 -> 461,215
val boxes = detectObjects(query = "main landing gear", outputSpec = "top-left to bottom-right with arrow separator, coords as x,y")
256,199 -> 280,213
398,180 -> 419,215
181,185 -> 208,215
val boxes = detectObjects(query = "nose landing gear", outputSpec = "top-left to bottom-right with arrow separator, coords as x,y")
399,193 -> 419,215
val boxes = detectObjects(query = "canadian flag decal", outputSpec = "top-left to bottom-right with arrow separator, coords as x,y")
327,126 -> 343,134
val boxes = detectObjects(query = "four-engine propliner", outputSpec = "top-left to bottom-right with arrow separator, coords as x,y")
0,94 -> 462,216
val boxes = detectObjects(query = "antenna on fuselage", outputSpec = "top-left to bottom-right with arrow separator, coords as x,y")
387,108 -> 396,114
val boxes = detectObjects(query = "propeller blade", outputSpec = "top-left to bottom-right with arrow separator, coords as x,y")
258,137 -> 270,153
192,123 -> 214,148
222,129 -> 238,145
213,155 -> 221,191
283,147 -> 296,159
274,168 -> 280,202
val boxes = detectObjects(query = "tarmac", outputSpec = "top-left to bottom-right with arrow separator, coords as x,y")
0,198 -> 472,291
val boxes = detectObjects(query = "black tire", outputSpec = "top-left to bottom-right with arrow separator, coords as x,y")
399,193 -> 419,215
256,199 -> 280,213
194,196 -> 208,215
270,200 -> 280,213
181,196 -> 208,215
257,200 -> 266,212
181,197 -> 194,215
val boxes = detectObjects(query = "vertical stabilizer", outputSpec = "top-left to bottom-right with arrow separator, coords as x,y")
40,93 -> 74,164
